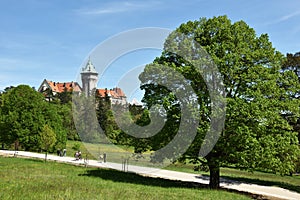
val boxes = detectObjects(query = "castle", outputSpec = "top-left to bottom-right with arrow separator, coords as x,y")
38,59 -> 127,105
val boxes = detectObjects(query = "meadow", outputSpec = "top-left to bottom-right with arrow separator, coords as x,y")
66,141 -> 300,194
0,156 -> 251,200
1,140 -> 298,199
166,162 -> 300,194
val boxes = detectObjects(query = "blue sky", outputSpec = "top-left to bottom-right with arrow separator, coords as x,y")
1,0 -> 300,98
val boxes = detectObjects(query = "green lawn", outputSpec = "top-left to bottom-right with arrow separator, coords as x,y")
166,163 -> 300,193
220,168 -> 300,194
65,140 -> 300,194
0,157 -> 251,200
65,141 -> 161,167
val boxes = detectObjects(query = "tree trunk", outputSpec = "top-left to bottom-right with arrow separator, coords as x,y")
208,163 -> 220,189
45,151 -> 48,162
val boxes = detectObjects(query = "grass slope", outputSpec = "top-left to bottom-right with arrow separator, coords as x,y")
65,141 -> 300,193
166,163 -> 300,194
0,157 -> 251,200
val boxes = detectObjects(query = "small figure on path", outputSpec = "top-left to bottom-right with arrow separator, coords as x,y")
57,149 -> 63,157
74,151 -> 79,160
63,149 -> 66,157
103,153 -> 106,163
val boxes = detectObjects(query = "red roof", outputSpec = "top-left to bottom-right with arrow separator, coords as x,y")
46,80 -> 81,93
97,89 -> 107,97
96,87 -> 126,99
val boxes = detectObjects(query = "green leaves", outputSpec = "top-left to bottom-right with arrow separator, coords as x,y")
39,124 -> 57,151
0,85 -> 66,151
137,15 -> 300,188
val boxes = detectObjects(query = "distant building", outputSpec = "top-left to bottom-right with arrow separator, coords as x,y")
38,80 -> 81,95
96,87 -> 127,105
38,59 -> 127,104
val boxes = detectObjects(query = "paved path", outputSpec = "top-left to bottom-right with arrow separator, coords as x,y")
1,150 -> 300,200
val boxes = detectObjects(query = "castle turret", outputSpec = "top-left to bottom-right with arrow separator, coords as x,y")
81,58 -> 98,96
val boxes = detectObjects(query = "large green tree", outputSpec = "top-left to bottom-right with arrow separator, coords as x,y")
138,16 -> 300,188
0,85 -> 66,151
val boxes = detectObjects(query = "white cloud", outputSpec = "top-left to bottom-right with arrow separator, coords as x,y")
266,10 -> 300,26
75,1 -> 162,15
278,11 -> 300,23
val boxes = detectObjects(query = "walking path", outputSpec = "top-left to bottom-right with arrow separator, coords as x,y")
1,150 -> 300,200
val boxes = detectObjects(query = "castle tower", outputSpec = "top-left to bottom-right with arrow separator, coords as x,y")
81,58 -> 98,96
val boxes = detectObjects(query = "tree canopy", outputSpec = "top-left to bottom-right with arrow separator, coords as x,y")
0,85 -> 66,151
138,15 -> 300,188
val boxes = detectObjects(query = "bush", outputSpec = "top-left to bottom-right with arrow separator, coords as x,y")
72,142 -> 81,151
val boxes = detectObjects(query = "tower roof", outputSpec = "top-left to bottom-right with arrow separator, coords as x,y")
81,58 -> 98,74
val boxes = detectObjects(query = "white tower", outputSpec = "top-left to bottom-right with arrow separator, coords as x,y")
81,58 -> 98,96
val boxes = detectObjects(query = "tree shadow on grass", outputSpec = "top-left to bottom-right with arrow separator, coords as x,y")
221,175 -> 300,194
80,168 -> 208,189
79,168 -> 268,199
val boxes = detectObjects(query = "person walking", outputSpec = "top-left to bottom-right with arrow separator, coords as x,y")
103,153 -> 107,163
63,149 -> 66,157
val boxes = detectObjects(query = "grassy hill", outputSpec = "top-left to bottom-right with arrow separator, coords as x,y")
0,156 -> 251,200
66,141 -> 300,194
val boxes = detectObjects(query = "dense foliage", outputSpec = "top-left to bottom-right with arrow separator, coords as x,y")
0,85 -> 66,151
138,16 -> 300,188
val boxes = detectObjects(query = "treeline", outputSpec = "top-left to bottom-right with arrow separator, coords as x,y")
0,86 -> 75,151
72,90 -> 146,145
0,85 -> 144,152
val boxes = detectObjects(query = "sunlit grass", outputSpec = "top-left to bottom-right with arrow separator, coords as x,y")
0,157 -> 251,200
66,141 -> 166,167
68,140 -> 300,193
165,163 -> 300,193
